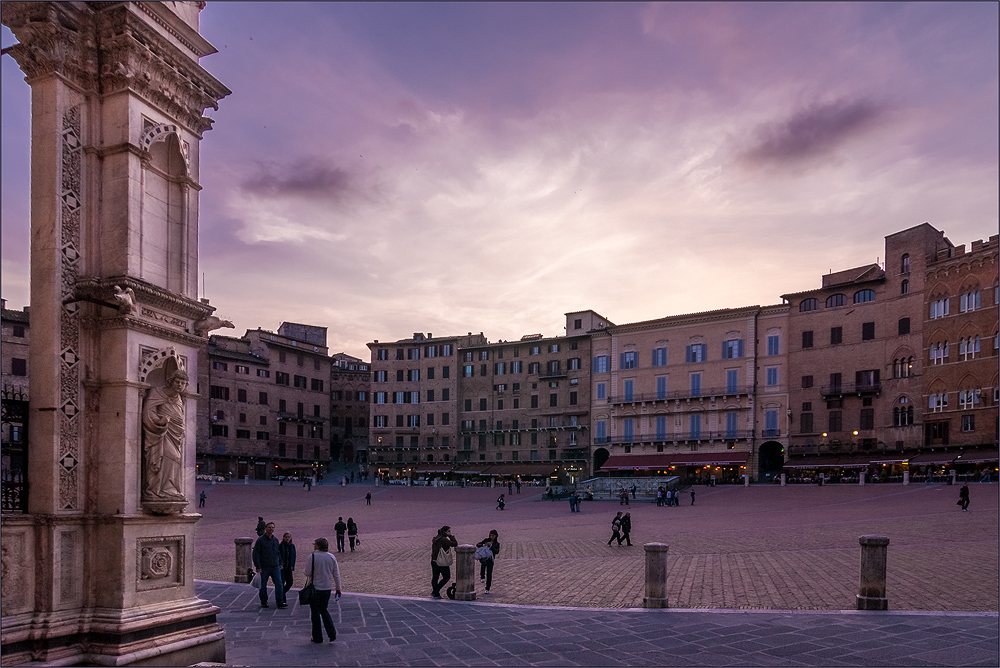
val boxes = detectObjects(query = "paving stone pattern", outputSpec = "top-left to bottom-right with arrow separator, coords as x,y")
197,580 -> 999,667
195,482 -> 998,612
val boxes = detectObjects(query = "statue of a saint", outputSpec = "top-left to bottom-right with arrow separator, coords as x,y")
142,368 -> 188,500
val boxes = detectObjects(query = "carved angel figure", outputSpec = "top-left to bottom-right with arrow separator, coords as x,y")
142,369 -> 188,500
194,315 -> 235,337
112,285 -> 137,315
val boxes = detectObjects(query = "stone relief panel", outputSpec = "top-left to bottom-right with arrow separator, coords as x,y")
58,529 -> 82,606
59,103 -> 83,512
136,536 -> 184,591
0,531 -> 27,614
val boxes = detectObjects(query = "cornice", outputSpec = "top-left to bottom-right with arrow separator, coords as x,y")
609,306 -> 763,334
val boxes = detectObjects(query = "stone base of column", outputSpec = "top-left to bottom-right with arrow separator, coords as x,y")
856,594 -> 888,611
642,596 -> 669,609
0,599 -> 224,667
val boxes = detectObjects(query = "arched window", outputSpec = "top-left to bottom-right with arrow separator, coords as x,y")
799,298 -> 819,312
901,279 -> 909,295
901,254 -> 910,274
825,293 -> 846,308
854,289 -> 876,304
893,397 -> 913,426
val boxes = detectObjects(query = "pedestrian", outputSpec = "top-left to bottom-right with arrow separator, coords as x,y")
619,488 -> 625,506
496,493 -> 505,510
475,529 -> 501,594
959,483 -> 970,511
431,525 -> 458,599
279,532 -> 296,594
515,479 -> 521,494
656,486 -> 664,507
690,488 -> 696,505
334,516 -> 347,552
630,484 -> 636,500
303,537 -> 341,643
568,491 -> 576,513
255,516 -> 266,536
198,490 -> 206,508
507,480 -> 513,494
350,471 -> 355,483
621,512 -> 633,546
347,517 -> 358,551
252,522 -> 286,608
608,511 -> 624,546
365,491 -> 372,506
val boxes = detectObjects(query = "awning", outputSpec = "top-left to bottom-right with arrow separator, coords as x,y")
672,452 -> 750,466
870,457 -> 908,464
784,457 -> 841,469
452,467 -> 487,474
413,464 -> 453,473
599,454 -> 675,471
954,448 -> 1000,464
485,463 -> 561,477
907,452 -> 957,464
834,456 -> 872,469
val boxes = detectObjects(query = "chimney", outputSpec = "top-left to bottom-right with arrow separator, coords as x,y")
1,299 -> 5,310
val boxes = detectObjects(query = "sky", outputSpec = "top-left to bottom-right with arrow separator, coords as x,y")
2,2 -> 997,359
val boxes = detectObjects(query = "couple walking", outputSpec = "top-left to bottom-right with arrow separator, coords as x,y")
607,511 -> 633,546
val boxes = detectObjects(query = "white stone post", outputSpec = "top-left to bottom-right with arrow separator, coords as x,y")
903,471 -> 909,485
857,535 -> 889,610
950,470 -> 957,485
454,545 -> 477,601
235,538 -> 253,583
859,471 -> 866,485
743,474 -> 749,486
643,543 -> 669,608
780,474 -> 786,486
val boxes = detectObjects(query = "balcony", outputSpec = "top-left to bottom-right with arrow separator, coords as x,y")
539,369 -> 567,380
608,385 -> 754,404
611,429 -> 753,445
820,382 -> 881,398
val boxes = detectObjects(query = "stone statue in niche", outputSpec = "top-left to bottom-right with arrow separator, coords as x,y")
142,366 -> 188,506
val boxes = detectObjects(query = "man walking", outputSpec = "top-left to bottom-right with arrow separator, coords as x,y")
252,522 -> 286,608
334,516 -> 348,552
608,511 -> 624,546
515,479 -> 521,494
690,488 -> 696,505
959,483 -> 970,511
198,490 -> 206,508
365,491 -> 372,505
621,512 -> 633,546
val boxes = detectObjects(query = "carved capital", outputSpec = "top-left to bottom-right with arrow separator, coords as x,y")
1,2 -> 98,89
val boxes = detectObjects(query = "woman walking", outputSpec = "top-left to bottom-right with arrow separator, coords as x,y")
347,518 -> 358,551
431,526 -> 458,599
475,530 -> 501,594
303,538 -> 342,643
496,493 -> 506,510
278,532 -> 296,594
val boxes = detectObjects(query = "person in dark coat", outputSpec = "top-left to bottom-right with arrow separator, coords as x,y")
365,491 -> 372,505
431,526 -> 458,599
255,516 -> 266,536
608,511 -> 624,546
347,518 -> 358,551
252,522 -> 286,608
475,530 -> 501,594
690,489 -> 696,505
279,532 -> 296,594
621,512 -> 633,546
959,483 -> 970,511
334,517 -> 347,552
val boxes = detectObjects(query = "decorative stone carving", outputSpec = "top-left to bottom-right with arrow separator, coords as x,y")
0,534 -> 26,612
140,546 -> 173,580
193,315 -> 235,337
136,536 -> 184,591
142,363 -> 188,514
112,285 -> 137,315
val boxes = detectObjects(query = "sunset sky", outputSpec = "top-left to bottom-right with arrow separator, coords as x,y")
2,2 -> 997,359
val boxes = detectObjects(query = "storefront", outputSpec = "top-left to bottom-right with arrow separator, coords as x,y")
599,453 -> 749,484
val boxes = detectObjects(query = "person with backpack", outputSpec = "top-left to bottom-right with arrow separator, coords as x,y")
608,511 -> 624,546
431,526 -> 458,599
475,530 -> 501,594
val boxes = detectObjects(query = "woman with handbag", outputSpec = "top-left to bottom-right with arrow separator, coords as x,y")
474,530 -> 500,594
302,537 -> 342,643
431,525 -> 457,599
346,518 -> 358,551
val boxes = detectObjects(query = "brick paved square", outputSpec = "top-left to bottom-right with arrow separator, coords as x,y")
195,481 -> 998,611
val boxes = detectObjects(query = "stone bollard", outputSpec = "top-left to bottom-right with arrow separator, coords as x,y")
235,538 -> 254,583
743,474 -> 749,487
856,535 -> 889,610
454,545 -> 477,601
903,471 -> 909,485
950,470 -> 956,486
859,471 -> 865,485
780,473 -> 786,486
643,543 -> 669,608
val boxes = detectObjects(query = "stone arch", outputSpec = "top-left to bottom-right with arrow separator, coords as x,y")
927,282 -> 950,300
758,441 -> 784,479
139,347 -> 187,385
593,447 -> 610,471
140,123 -> 189,169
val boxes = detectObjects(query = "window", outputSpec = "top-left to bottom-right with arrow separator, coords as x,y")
860,408 -> 874,431
689,414 -> 701,440
278,422 -> 287,435
764,410 -> 778,437
929,297 -> 950,319
236,428 -> 251,439
960,290 -> 981,312
236,364 -> 249,374
11,325 -> 24,337
690,373 -> 701,398
426,389 -> 434,402
624,380 -> 634,402
442,388 -> 450,400
375,392 -> 387,404
442,344 -> 452,356
570,391 -> 577,405
574,318 -> 583,329
427,367 -> 435,380
293,375 -> 307,389
595,420 -> 607,443
396,370 -> 404,382
900,254 -> 910,274
549,343 -> 559,353
656,376 -> 667,400
593,355 -> 610,373
958,389 -> 981,408
652,347 -> 667,366
722,339 -> 744,359
549,393 -> 557,407
686,343 -> 708,364
654,416 -> 667,441
854,289 -> 875,304
901,280 -> 909,295
530,346 -> 540,356
479,398 -> 487,411
829,373 -> 842,392
11,358 -> 26,376
311,378 -> 324,391
898,318 -> 910,336
622,418 -> 635,443
297,354 -> 304,367
596,382 -> 607,400
929,341 -> 949,364
275,372 -> 289,385
861,322 -> 875,340
568,357 -> 580,370
722,369 -> 736,394
528,362 -> 540,374
802,375 -> 813,388
826,294 -> 846,308
377,349 -> 389,360
279,399 -> 286,412
766,335 -> 780,356
725,412 -> 738,438
442,366 -> 450,378
237,388 -> 247,403
546,360 -> 561,375
510,361 -> 522,374
442,413 -> 450,425
408,348 -> 420,360
799,298 -> 818,312
463,365 -> 474,377
531,395 -> 538,408
209,385 -> 229,400
893,399 -> 913,427
407,369 -> 420,382
495,362 -> 506,375
374,415 -> 387,428
765,367 -> 779,386
396,415 -> 404,427
480,350 -> 489,361
407,415 -> 420,428
374,370 -> 387,382
856,370 -> 879,388
620,351 -> 638,370
211,425 -> 228,437
959,336 -> 981,361
801,331 -> 813,349
929,393 -> 948,412
800,413 -> 813,434
828,411 -> 842,432
961,415 -> 975,432
212,361 -> 228,372
830,327 -> 843,345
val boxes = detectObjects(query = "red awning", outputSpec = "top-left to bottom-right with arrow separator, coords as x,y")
784,457 -> 841,469
599,454 -> 675,471
672,452 -> 750,466
907,452 -> 957,464
954,448 -> 1000,464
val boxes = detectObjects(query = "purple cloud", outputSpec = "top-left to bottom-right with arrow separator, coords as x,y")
240,157 -> 353,200
740,98 -> 888,165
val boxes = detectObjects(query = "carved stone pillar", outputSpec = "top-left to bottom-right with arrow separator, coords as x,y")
1,2 -> 230,665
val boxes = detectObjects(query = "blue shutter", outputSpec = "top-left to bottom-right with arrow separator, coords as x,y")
737,339 -> 744,358
685,345 -> 692,363
700,344 -> 708,361
620,353 -> 626,370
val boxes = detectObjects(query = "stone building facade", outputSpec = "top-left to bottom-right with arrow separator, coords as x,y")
1,301 -> 30,399
330,352 -> 370,464
921,234 -> 999,455
368,333 -> 486,476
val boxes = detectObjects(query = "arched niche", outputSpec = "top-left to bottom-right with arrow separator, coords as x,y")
140,125 -> 191,295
